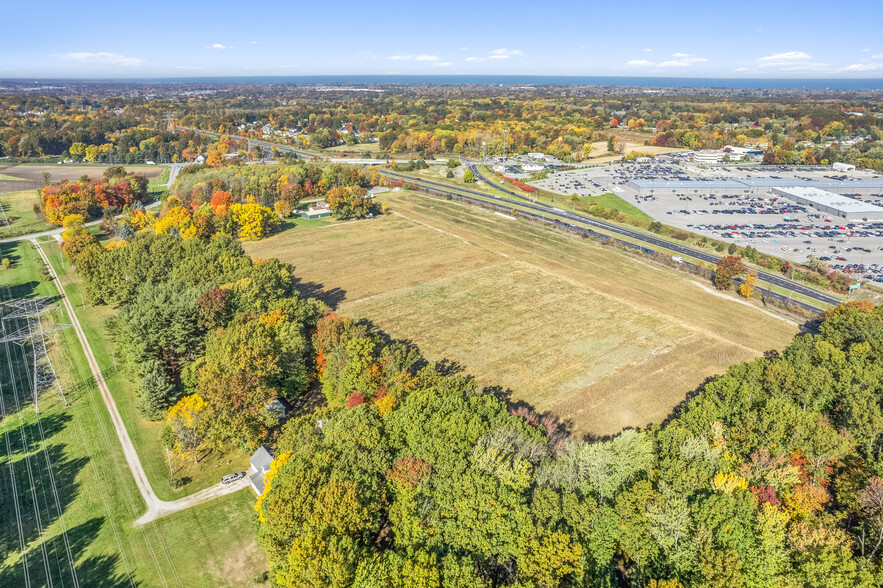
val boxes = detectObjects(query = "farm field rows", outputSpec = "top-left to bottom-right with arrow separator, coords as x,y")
0,239 -> 262,587
245,190 -> 798,436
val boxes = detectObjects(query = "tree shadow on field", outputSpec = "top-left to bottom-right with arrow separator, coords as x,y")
0,241 -> 22,267
0,439 -> 94,587
0,517 -> 138,588
483,384 -> 576,444
656,374 -> 719,431
291,276 -> 347,309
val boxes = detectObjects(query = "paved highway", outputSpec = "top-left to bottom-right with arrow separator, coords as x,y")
385,165 -> 841,309
179,128 -> 842,309
381,170 -> 825,314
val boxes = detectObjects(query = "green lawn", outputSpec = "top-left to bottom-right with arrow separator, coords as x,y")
578,192 -> 653,222
0,173 -> 26,181
325,142 -> 382,153
0,190 -> 52,238
0,240 -> 265,587
41,242 -> 251,500
147,168 -> 170,202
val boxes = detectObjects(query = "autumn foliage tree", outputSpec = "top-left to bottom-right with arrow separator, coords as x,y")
40,168 -> 147,224
714,255 -> 746,290
740,268 -> 758,297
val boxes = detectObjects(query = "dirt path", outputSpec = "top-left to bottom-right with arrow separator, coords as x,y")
34,240 -> 248,527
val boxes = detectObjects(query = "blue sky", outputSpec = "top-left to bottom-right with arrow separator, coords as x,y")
2,0 -> 882,79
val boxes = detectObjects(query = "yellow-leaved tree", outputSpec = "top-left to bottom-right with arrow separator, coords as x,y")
230,202 -> 280,240
155,206 -> 196,239
166,394 -> 209,464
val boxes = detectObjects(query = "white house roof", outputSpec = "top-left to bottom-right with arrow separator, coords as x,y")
250,446 -> 274,474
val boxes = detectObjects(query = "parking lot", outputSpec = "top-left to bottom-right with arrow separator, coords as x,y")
529,162 -> 883,283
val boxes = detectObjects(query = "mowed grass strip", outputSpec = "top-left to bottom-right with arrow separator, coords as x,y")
0,240 -> 263,587
41,241 -> 251,500
245,190 -> 798,437
0,190 -> 51,238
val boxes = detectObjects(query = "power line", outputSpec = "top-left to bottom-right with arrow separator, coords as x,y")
0,297 -> 73,410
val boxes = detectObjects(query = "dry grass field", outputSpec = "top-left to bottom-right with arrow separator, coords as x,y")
0,165 -> 164,193
244,191 -> 798,437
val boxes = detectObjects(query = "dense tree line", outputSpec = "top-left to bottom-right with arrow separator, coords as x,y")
40,166 -> 148,223
4,90 -> 882,168
64,233 -> 324,452
256,303 -> 883,587
170,160 -> 380,220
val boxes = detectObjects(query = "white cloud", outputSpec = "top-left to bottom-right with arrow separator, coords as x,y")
841,63 -> 883,72
655,54 -> 707,68
873,53 -> 883,59
733,67 -> 752,72
206,43 -> 233,50
460,46 -> 469,51
387,54 -> 440,61
488,48 -> 522,59
249,41 -> 259,45
641,48 -> 653,52
464,48 -> 524,63
53,52 -> 143,66
626,60 -> 654,67
434,62 -> 452,67
175,65 -> 204,70
756,51 -> 810,67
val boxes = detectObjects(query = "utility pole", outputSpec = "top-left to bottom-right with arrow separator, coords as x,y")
164,112 -> 176,132
503,129 -> 508,161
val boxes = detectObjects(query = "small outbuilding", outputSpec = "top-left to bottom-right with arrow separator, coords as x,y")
301,202 -> 332,219
265,399 -> 286,420
833,162 -> 856,172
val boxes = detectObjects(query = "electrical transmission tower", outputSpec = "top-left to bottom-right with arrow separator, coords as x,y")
0,201 -> 8,227
0,297 -> 73,411
164,112 -> 177,131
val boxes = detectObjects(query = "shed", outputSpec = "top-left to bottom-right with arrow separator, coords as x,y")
265,399 -> 286,419
301,202 -> 332,219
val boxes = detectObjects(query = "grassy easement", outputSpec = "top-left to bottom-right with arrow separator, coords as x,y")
576,192 -> 653,222
0,240 -> 264,587
41,241 -> 250,500
244,190 -> 798,437
0,190 -> 51,238
147,168 -> 170,202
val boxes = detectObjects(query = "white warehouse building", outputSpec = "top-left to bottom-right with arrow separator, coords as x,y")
770,187 -> 883,221
833,162 -> 856,172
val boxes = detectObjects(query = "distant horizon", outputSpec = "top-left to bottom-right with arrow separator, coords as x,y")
3,74 -> 883,91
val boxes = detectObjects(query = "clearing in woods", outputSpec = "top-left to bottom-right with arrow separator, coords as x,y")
244,190 -> 798,437
0,240 -> 264,587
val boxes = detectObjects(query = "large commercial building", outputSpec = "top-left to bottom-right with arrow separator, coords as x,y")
770,187 -> 883,221
630,178 -> 883,197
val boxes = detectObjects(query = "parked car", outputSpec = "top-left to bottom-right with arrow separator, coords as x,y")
222,472 -> 246,485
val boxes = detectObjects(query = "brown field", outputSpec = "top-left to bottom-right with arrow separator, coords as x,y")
0,165 -> 164,193
244,191 -> 798,437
